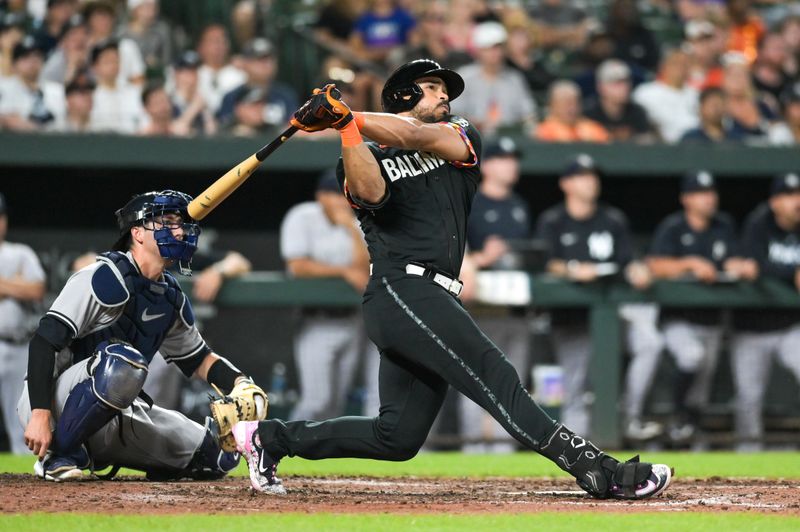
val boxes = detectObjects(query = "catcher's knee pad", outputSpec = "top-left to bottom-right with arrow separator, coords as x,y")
53,342 -> 148,455
91,341 -> 149,409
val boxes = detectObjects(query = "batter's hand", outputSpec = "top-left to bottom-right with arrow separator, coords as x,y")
24,409 -> 52,459
290,84 -> 353,132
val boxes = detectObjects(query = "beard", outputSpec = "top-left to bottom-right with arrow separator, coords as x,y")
411,102 -> 451,123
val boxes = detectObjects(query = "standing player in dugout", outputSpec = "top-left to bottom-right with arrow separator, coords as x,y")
232,59 -> 674,499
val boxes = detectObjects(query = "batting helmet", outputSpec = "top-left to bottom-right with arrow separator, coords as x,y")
381,59 -> 465,114
113,190 -> 200,273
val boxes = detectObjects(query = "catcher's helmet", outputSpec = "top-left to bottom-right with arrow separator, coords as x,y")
381,59 -> 464,114
113,190 -> 200,274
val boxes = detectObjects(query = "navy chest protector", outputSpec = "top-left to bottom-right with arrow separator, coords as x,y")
70,251 -> 193,363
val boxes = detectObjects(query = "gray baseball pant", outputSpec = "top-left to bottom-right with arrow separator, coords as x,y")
731,325 -> 800,444
0,341 -> 28,454
17,358 -> 204,470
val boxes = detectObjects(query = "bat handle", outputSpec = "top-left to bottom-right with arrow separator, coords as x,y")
256,125 -> 298,161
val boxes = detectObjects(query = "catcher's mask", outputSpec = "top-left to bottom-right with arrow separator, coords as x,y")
381,58 -> 464,114
113,190 -> 200,275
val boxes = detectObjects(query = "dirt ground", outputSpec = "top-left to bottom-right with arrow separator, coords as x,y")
1,474 -> 799,515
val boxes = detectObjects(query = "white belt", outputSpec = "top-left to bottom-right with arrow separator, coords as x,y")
405,263 -> 463,297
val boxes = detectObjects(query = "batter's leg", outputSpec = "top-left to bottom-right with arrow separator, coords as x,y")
258,348 -> 448,461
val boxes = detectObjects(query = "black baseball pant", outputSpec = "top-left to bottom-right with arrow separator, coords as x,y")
258,271 -> 558,460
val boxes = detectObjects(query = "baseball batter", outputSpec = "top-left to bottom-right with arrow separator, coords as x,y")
231,59 -> 673,499
18,190 -> 265,481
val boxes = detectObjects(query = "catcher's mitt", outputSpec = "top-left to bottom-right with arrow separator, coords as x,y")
210,378 -> 268,452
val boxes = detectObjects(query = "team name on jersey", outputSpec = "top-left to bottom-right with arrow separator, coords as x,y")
381,151 -> 446,182
768,241 -> 800,265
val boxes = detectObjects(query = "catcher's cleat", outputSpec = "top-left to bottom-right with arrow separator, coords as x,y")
232,421 -> 286,495
34,448 -> 90,482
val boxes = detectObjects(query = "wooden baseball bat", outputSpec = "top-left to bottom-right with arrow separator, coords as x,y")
187,125 -> 298,220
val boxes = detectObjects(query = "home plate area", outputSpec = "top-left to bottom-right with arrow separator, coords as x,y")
1,474 -> 799,515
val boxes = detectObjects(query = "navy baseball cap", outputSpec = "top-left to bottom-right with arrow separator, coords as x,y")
483,136 -> 521,160
0,12 -> 27,33
316,170 -> 341,193
12,35 -> 43,62
681,170 -> 716,193
0,192 -> 7,216
771,172 -> 800,196
174,50 -> 201,70
242,37 -> 274,59
561,153 -> 598,177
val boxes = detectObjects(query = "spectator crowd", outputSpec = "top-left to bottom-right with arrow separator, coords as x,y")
0,0 -> 799,144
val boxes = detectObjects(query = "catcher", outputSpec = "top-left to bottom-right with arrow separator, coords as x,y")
18,190 -> 267,481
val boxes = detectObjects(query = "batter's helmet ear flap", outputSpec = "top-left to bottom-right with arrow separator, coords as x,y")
381,84 -> 424,113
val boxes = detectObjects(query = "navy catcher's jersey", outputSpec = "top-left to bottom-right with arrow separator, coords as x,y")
467,190 -> 531,252
43,251 -> 209,372
649,211 -> 738,325
734,203 -> 800,331
335,115 -> 482,278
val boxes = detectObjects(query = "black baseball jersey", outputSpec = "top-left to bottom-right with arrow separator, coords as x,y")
467,190 -> 531,251
335,115 -> 481,279
536,203 -> 633,325
649,211 -> 738,325
734,202 -> 800,331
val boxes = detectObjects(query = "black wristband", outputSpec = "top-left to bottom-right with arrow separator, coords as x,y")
206,357 -> 244,394
28,334 -> 57,410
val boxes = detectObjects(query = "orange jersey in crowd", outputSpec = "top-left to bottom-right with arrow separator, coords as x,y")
727,16 -> 765,65
536,118 -> 611,143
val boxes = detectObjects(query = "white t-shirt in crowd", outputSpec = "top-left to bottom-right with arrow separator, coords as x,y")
197,63 -> 246,115
89,83 -> 144,134
633,81 -> 699,143
0,76 -> 66,130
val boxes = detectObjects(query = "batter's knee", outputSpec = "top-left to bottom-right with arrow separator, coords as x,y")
373,417 -> 425,461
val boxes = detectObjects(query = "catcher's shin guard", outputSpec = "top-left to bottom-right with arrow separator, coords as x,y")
52,342 -> 148,457
537,424 -> 666,499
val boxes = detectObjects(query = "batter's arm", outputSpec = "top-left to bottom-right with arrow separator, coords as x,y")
357,112 -> 470,162
342,142 -> 386,205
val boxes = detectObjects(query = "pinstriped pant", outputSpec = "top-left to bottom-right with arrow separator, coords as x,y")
258,273 -> 558,460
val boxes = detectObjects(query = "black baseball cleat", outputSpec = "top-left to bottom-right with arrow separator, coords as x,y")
232,421 -> 286,494
539,424 -> 674,500
584,455 -> 673,500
